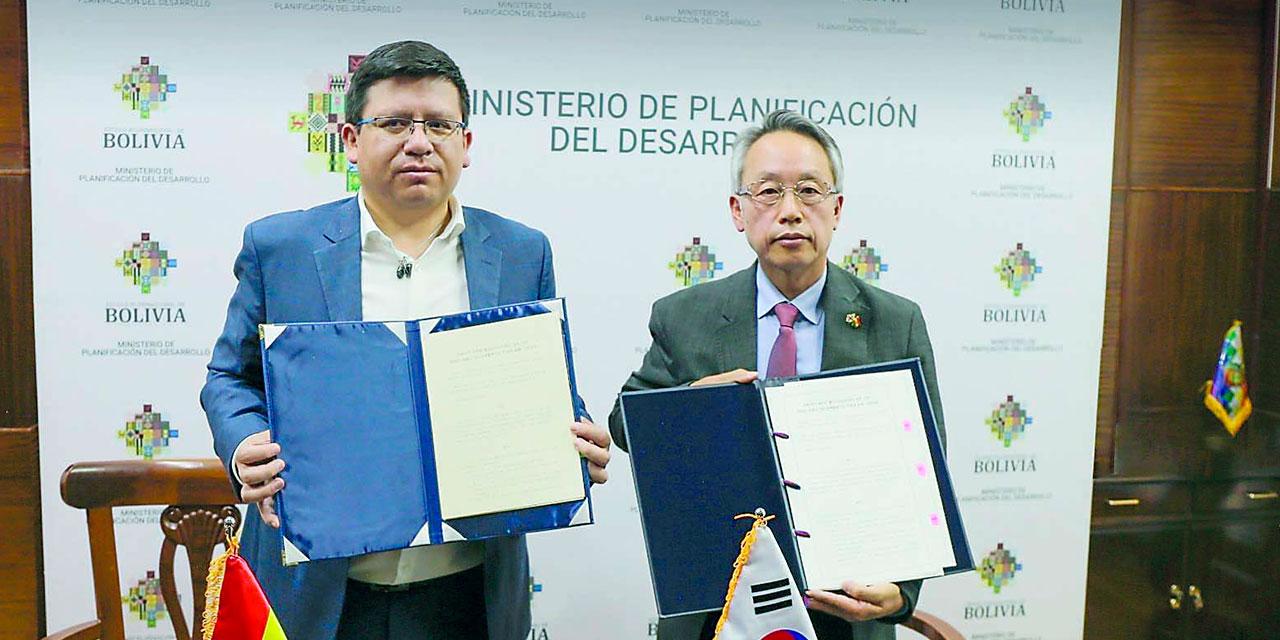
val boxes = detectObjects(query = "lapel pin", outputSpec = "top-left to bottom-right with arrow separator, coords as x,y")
845,313 -> 862,329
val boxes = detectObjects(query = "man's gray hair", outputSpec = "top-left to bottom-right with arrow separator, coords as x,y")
730,109 -> 844,194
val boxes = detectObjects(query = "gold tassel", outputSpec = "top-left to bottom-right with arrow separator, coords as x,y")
711,512 -> 775,640
201,526 -> 240,640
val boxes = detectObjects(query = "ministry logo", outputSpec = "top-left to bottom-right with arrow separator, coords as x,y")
123,570 -> 169,628
842,240 -> 888,284
978,543 -> 1022,594
114,57 -> 177,120
288,54 -> 365,192
669,237 -> 724,287
118,404 -> 178,459
995,243 -> 1041,296
115,233 -> 177,294
1003,87 -> 1052,141
986,395 -> 1031,447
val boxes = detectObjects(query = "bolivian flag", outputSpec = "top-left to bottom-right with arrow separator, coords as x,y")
1204,320 -> 1253,437
202,534 -> 287,640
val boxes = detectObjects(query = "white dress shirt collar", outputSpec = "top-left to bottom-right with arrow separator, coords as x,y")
358,193 -> 466,259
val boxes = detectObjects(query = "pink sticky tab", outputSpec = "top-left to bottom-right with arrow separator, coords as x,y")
930,513 -> 941,526
915,463 -> 928,477
903,420 -> 913,432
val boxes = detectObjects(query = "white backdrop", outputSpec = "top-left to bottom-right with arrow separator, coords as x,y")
28,2 -> 1119,639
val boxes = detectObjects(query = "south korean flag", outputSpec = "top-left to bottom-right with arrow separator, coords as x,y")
714,522 -> 816,640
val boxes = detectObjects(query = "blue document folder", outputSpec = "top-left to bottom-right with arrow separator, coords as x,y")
619,358 -> 972,618
260,299 -> 592,564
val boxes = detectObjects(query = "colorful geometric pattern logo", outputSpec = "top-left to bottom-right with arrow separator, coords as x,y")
118,404 -> 178,459
978,543 -> 1022,594
113,57 -> 176,120
986,395 -> 1032,447
669,237 -> 724,287
288,54 -> 365,192
123,570 -> 169,628
995,242 -> 1041,296
114,232 -> 177,294
841,239 -> 888,283
1003,86 -> 1052,141
758,631 -> 811,640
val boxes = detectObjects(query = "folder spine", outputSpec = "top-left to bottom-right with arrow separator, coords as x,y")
405,320 -> 444,545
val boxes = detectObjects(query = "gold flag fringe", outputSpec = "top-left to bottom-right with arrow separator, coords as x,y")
711,512 -> 776,640
201,528 -> 240,640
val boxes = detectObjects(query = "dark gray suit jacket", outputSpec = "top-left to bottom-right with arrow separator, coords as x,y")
608,263 -> 946,640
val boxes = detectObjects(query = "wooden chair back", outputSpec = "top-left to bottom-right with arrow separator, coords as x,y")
903,609 -> 966,640
42,459 -> 239,640
42,458 -> 963,640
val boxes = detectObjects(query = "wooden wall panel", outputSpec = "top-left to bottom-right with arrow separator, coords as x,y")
1095,190 -> 1126,473
1129,0 -> 1265,188
1259,194 -> 1280,409
0,427 -> 40,640
0,174 -> 35,427
1117,191 -> 1257,408
1112,191 -> 1259,476
1111,0 -> 1134,189
0,0 -> 26,169
0,0 -> 40,638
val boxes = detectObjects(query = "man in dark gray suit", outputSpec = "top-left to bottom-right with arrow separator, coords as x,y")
608,109 -> 944,640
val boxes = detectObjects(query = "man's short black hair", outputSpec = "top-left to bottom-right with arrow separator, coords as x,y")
345,40 -> 470,124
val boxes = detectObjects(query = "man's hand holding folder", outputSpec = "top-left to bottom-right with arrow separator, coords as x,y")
806,581 -> 906,623
234,416 -> 612,531
572,419 -> 612,484
235,429 -> 285,528
687,368 -> 909,624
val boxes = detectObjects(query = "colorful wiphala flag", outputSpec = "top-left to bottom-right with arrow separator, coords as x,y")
1204,320 -> 1253,437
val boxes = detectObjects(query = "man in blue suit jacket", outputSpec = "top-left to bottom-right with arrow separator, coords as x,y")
201,41 -> 612,640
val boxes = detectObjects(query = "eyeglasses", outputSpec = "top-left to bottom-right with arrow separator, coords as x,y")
355,117 -> 467,142
736,179 -> 839,206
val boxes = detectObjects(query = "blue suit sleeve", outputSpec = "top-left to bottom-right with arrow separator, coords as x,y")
200,224 -> 271,495
537,233 -> 590,422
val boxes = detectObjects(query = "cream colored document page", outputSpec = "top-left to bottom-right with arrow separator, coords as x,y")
420,312 -> 584,520
764,371 -> 949,588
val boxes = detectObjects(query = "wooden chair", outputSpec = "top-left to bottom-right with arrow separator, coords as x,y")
40,457 -> 964,640
903,609 -> 966,639
42,459 -> 240,640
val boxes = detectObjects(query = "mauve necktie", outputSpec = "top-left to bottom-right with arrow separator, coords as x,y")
766,301 -> 800,378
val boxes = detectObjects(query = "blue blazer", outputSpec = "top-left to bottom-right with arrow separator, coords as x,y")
201,196 -> 557,640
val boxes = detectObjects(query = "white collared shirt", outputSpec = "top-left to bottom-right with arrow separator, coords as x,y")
347,192 -> 486,585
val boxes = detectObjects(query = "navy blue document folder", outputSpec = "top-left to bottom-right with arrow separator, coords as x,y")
619,358 -> 972,618
260,299 -> 592,564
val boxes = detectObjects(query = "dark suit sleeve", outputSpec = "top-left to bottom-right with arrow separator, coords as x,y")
607,299 -> 683,452
906,303 -> 945,451
877,302 -> 944,627
200,224 -> 270,494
